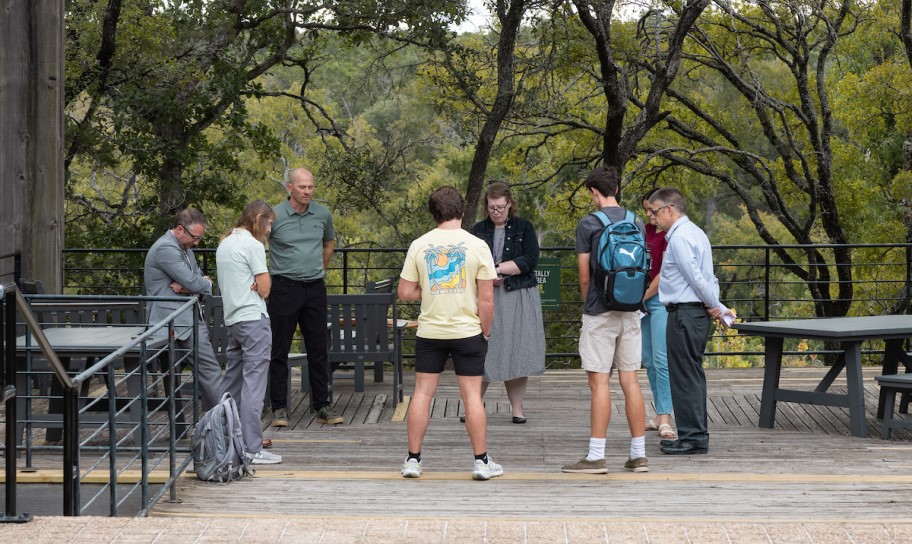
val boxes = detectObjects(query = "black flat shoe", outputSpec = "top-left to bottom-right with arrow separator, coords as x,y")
660,439 -> 678,448
660,442 -> 708,455
512,416 -> 526,424
460,415 -> 466,423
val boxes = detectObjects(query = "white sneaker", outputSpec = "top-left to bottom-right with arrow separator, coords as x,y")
472,457 -> 504,480
247,450 -> 282,465
401,457 -> 422,478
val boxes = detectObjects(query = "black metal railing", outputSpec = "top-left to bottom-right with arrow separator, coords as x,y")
1,282 -> 32,523
1,291 -> 200,516
61,243 -> 912,368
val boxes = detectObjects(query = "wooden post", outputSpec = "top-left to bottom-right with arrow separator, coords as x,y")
0,0 -> 65,292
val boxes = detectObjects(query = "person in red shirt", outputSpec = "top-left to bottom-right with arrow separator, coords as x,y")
641,188 -> 676,440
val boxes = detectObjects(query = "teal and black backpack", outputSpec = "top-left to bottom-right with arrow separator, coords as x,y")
591,209 -> 650,311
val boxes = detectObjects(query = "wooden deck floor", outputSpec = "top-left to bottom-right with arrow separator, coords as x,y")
143,366 -> 912,522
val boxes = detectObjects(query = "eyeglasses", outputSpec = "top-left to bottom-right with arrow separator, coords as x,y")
181,224 -> 204,241
645,205 -> 672,216
488,204 -> 509,214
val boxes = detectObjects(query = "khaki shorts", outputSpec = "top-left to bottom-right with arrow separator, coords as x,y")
579,311 -> 642,374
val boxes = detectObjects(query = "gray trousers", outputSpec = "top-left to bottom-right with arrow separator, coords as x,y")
221,316 -> 271,454
174,323 -> 223,412
666,306 -> 711,448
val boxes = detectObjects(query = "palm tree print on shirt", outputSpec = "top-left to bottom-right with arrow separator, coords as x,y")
424,243 -> 468,293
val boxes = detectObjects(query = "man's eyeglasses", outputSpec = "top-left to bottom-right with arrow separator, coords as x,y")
181,224 -> 204,241
644,205 -> 672,216
488,204 -> 509,214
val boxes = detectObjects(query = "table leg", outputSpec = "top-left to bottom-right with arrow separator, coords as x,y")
844,341 -> 866,438
815,351 -> 846,392
759,337 -> 784,428
46,357 -> 83,443
15,364 -> 28,449
394,327 -> 404,406
878,339 -> 906,418
880,388 -> 897,439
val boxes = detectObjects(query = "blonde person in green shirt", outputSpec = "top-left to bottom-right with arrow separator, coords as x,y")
216,200 -> 281,464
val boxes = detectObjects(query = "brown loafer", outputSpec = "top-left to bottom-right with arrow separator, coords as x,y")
262,438 -> 273,449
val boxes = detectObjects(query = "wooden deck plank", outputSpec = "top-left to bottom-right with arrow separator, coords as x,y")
428,395 -> 442,419
802,400 -> 845,435
444,397 -> 460,419
719,395 -> 752,428
345,392 -> 369,425
6,367 -> 912,522
364,394 -> 386,424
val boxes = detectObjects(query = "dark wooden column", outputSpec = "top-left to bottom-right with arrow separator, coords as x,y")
0,0 -> 64,292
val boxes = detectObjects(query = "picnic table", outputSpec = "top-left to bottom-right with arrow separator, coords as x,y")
734,315 -> 912,437
16,325 -> 165,444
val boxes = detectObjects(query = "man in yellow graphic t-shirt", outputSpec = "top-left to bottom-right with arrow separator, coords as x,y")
397,186 -> 502,481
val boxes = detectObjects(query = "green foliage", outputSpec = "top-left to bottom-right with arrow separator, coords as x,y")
60,0 -> 912,329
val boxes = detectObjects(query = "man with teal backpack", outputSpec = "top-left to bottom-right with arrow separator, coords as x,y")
591,204 -> 650,311
561,165 -> 650,474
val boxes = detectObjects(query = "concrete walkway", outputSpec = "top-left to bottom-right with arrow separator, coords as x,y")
4,516 -> 912,543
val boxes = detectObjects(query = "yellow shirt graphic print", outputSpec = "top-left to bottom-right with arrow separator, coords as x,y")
424,243 -> 467,293
400,227 -> 495,339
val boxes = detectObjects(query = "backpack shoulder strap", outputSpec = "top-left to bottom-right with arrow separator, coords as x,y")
591,210 -> 612,227
623,209 -> 636,223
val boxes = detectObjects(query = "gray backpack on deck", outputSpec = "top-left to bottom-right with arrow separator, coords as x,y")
191,392 -> 253,482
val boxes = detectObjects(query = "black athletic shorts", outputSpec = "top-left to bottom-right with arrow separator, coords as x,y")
414,335 -> 488,376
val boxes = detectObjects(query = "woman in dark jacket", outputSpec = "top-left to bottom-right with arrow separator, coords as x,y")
469,182 -> 546,423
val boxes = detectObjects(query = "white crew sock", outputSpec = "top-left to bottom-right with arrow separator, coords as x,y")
630,435 -> 646,459
586,437 -> 606,461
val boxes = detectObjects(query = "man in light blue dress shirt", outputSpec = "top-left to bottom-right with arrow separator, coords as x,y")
647,187 -> 735,455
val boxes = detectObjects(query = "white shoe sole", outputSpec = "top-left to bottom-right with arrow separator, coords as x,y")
561,467 -> 609,474
472,469 -> 503,480
248,457 -> 282,465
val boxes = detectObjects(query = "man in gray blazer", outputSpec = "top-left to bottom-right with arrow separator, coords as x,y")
144,208 -> 222,411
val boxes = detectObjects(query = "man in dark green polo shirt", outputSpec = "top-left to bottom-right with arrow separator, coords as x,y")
267,167 -> 343,426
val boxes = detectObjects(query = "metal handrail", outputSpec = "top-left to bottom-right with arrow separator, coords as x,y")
1,282 -> 32,523
5,292 -> 200,516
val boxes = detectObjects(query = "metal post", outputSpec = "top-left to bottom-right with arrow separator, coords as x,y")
1,284 -> 32,523
764,247 -> 771,320
13,254 -> 22,288
906,245 -> 911,315
140,342 -> 149,513
107,364 -> 117,516
343,251 -> 349,293
166,341 -> 179,502
62,385 -> 79,515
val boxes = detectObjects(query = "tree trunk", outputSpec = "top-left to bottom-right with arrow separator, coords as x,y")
576,0 -> 709,194
462,0 -> 526,228
158,155 -> 186,222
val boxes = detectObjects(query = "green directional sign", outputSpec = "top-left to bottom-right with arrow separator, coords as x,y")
535,257 -> 560,310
